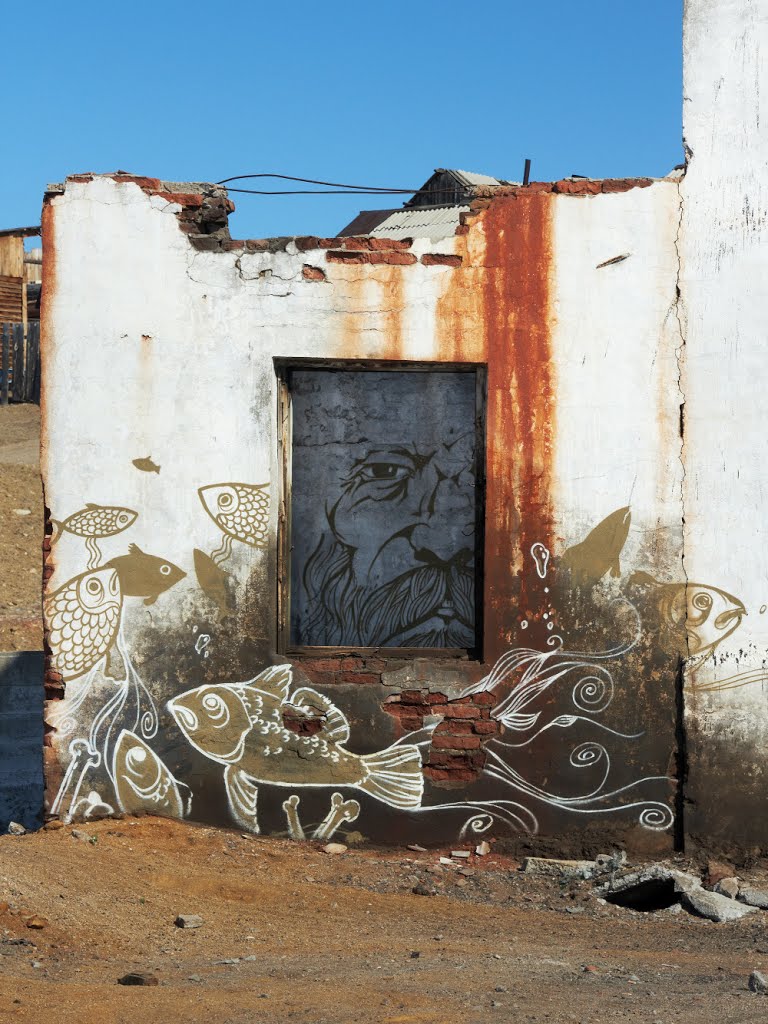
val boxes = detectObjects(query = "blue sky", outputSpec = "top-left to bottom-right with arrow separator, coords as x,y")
2,1 -> 682,241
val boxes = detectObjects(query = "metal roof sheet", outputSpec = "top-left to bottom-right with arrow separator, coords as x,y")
368,204 -> 469,241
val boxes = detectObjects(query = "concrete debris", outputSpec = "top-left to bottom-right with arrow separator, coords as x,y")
522,857 -> 597,879
214,958 -> 240,965
475,841 -> 491,856
439,857 -> 454,865
713,877 -> 740,899
749,970 -> 768,993
682,887 -> 757,923
7,822 -> 26,836
323,843 -> 347,855
407,844 -> 427,853
70,829 -> 93,843
175,914 -> 203,929
597,865 -> 701,913
738,887 -> 768,910
187,974 -> 203,983
451,850 -> 471,859
117,972 -> 159,986
595,851 -> 627,871
43,820 -> 64,831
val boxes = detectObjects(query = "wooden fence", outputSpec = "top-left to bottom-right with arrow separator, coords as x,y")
1,321 -> 40,404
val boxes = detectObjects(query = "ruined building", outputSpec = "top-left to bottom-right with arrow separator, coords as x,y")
38,0 -> 768,857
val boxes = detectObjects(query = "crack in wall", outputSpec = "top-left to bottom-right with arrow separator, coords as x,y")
672,173 -> 689,851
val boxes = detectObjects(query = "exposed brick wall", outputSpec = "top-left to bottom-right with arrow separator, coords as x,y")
294,653 -> 499,785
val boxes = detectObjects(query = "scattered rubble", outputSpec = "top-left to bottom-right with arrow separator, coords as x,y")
175,914 -> 203,929
749,970 -> 768,994
23,915 -> 48,929
117,972 -> 158,986
713,877 -> 739,899
323,843 -> 347,855
7,822 -> 26,836
412,883 -> 437,897
475,841 -> 491,856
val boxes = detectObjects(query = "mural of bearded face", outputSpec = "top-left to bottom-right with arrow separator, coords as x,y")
289,369 -> 480,649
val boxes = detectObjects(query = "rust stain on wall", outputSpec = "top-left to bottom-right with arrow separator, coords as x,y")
464,194 -> 556,661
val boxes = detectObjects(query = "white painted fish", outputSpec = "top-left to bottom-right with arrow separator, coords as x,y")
198,482 -> 270,548
45,567 -> 123,680
168,665 -> 423,832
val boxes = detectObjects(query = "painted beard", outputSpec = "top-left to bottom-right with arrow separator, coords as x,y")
301,536 -> 475,648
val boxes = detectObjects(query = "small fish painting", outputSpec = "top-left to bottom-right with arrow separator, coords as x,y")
45,567 -> 123,681
112,730 -> 187,818
168,665 -> 423,833
630,572 -> 746,657
51,504 -> 138,569
106,544 -> 186,606
561,507 -> 631,587
51,503 -> 137,539
199,482 -> 270,550
133,457 -> 160,474
194,548 -> 235,615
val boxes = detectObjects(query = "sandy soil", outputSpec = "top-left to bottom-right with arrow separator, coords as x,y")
0,816 -> 767,1023
0,404 -> 43,651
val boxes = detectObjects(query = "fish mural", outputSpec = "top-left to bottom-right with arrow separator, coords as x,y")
112,730 -> 188,818
132,457 -> 161,474
51,503 -> 138,569
630,572 -> 746,657
105,544 -> 186,606
167,664 -> 423,833
45,566 -> 123,681
199,482 -> 270,564
561,507 -> 631,587
193,548 -> 234,616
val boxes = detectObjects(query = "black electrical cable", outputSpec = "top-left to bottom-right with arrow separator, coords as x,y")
216,173 -> 413,191
215,172 -> 506,197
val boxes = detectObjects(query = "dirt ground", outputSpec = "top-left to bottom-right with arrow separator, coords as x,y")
0,404 -> 43,652
0,817 -> 767,1024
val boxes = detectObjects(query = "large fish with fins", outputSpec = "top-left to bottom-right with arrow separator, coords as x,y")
168,665 -> 423,832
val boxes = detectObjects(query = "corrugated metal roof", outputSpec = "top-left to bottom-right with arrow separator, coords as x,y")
449,169 -> 509,187
368,204 -> 469,241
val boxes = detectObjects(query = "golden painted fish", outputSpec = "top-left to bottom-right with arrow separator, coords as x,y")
112,730 -> 187,818
132,457 -> 160,474
44,567 -> 123,680
630,571 -> 746,656
106,544 -> 186,606
561,507 -> 631,586
193,548 -> 234,615
51,503 -> 137,539
168,665 -> 422,832
198,483 -> 269,548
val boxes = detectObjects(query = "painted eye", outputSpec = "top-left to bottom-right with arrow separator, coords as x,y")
360,462 -> 410,483
86,578 -> 103,596
160,564 -> 172,576
692,592 -> 712,612
218,493 -> 234,508
202,692 -> 230,727
118,512 -> 131,525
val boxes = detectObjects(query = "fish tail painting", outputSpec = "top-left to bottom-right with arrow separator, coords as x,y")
357,745 -> 424,809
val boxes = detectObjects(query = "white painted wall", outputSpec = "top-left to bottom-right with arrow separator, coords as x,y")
682,0 -> 768,842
